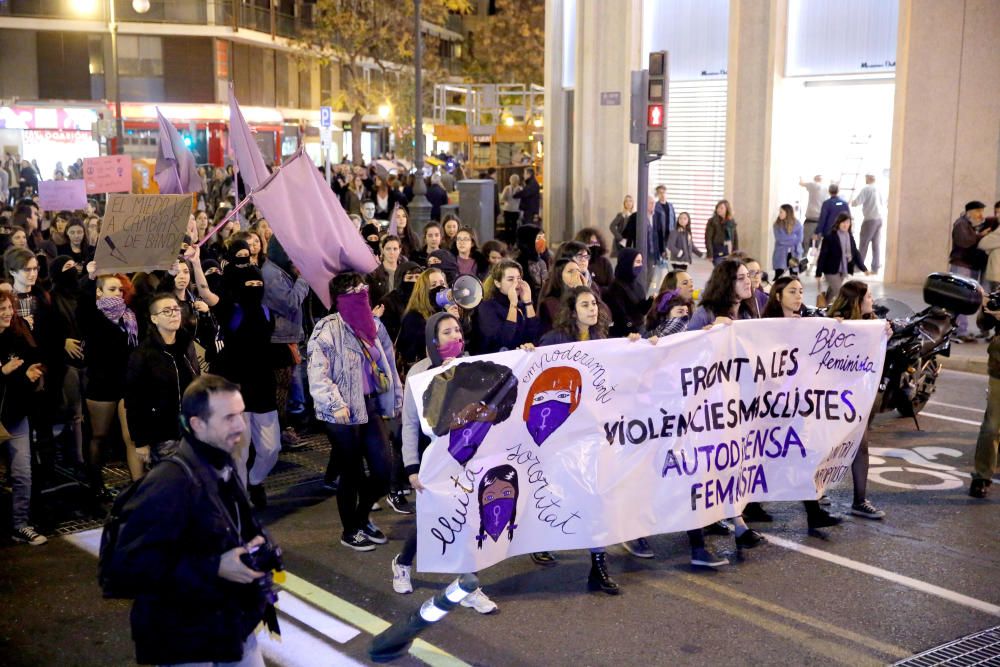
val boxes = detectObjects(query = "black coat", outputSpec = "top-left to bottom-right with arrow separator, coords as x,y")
0,326 -> 42,429
815,229 -> 867,277
514,176 -> 541,222
125,328 -> 200,446
79,298 -> 137,401
109,438 -> 269,665
425,184 -> 449,221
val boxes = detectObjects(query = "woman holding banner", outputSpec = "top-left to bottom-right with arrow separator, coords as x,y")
392,311 -> 500,613
761,276 -> 849,531
823,281 -> 886,520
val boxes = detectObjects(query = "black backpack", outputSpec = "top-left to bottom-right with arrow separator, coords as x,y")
97,456 -> 198,599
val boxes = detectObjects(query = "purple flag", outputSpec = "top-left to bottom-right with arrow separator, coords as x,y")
251,149 -> 378,309
155,108 -> 201,195
228,84 -> 270,191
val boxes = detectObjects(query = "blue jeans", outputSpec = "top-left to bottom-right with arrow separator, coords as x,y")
949,264 -> 983,335
4,418 -> 31,528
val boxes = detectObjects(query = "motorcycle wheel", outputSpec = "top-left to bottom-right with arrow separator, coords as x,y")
896,357 -> 941,417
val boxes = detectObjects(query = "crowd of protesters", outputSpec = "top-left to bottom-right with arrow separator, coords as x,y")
0,157 -> 912,619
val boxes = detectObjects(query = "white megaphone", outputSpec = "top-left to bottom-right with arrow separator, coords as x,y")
433,275 -> 484,310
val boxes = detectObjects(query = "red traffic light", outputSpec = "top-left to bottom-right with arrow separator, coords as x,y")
647,104 -> 664,128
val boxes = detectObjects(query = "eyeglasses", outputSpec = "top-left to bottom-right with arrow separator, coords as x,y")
574,252 -> 590,261
154,307 -> 183,316
347,284 -> 369,294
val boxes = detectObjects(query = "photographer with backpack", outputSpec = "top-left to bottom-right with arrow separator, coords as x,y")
100,375 -> 279,666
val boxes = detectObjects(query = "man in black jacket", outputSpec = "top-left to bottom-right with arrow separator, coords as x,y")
109,374 -> 275,666
513,167 -> 540,224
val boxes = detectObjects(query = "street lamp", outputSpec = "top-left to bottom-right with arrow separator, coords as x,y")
409,0 -> 432,227
378,103 -> 391,120
72,0 -> 151,154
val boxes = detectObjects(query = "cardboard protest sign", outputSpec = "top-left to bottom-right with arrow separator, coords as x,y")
38,179 -> 87,211
83,155 -> 133,194
411,319 -> 887,573
94,194 -> 192,274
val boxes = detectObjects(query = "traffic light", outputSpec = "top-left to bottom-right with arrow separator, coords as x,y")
646,50 -> 668,156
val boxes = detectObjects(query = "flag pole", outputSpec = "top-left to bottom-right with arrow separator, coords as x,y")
194,192 -> 254,247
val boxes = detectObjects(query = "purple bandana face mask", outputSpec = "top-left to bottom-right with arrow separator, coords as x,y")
526,392 -> 574,446
482,498 -> 516,542
448,420 -> 494,465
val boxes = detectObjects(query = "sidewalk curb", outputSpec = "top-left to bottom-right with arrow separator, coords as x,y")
943,355 -> 988,375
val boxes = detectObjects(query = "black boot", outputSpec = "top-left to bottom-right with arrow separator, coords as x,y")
804,500 -> 842,530
248,483 -> 268,509
588,552 -> 620,595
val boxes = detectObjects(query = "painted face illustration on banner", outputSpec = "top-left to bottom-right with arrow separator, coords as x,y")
422,360 -> 519,467
522,367 -> 583,446
476,465 -> 519,548
448,401 -> 498,465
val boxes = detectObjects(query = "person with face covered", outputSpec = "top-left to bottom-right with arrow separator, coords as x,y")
308,272 -> 402,551
607,248 -> 653,338
391,312 -> 500,613
361,221 -> 382,259
80,273 -> 142,482
214,241 -> 280,507
644,270 -> 696,338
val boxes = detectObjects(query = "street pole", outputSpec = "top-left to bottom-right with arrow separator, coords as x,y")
636,148 -> 649,289
109,0 -> 124,155
408,0 -> 432,229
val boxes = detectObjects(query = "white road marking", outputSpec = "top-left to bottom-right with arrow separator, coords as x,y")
940,368 -> 989,380
927,401 -> 984,413
766,535 -> 1000,618
64,529 -> 364,664
919,412 -> 981,427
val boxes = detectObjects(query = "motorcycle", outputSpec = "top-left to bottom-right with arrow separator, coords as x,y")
874,272 -> 982,422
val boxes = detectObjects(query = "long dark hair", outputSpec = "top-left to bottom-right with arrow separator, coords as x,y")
476,464 -> 518,546
541,257 -> 578,301
552,285 -> 609,340
699,258 -> 745,317
827,280 -> 873,321
762,276 -> 803,318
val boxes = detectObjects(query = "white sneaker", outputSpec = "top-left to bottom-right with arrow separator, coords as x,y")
391,554 -> 413,594
459,588 -> 498,614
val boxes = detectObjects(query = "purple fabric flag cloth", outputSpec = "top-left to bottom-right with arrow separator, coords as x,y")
251,149 -> 378,309
228,85 -> 270,191
155,108 -> 202,195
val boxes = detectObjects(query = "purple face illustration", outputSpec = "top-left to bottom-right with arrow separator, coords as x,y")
522,367 -> 583,446
477,465 -> 519,548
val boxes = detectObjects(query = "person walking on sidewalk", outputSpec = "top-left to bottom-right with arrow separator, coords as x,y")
852,174 -> 885,275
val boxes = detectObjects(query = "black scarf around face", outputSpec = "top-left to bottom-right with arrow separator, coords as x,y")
613,247 -> 646,304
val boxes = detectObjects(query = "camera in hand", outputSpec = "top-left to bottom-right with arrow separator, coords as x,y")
986,290 -> 1000,313
240,538 -> 284,605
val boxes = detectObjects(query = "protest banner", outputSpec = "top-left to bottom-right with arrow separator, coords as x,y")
94,193 -> 192,274
38,179 -> 87,211
83,155 -> 133,194
411,319 -> 887,573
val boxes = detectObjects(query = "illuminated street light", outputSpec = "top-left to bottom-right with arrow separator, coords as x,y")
504,116 -> 515,127
71,0 -> 99,14
132,0 -> 151,12
378,103 -> 392,120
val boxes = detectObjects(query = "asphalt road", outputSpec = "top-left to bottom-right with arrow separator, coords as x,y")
2,368 -> 998,667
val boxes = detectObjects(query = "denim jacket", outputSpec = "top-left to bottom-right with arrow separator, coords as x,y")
307,313 -> 402,424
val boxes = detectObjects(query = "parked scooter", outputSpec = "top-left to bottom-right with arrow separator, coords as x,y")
874,272 -> 982,422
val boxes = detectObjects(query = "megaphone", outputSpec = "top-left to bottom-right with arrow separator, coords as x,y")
433,275 -> 484,310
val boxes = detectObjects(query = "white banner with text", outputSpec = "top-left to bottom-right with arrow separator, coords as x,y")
411,319 -> 887,573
